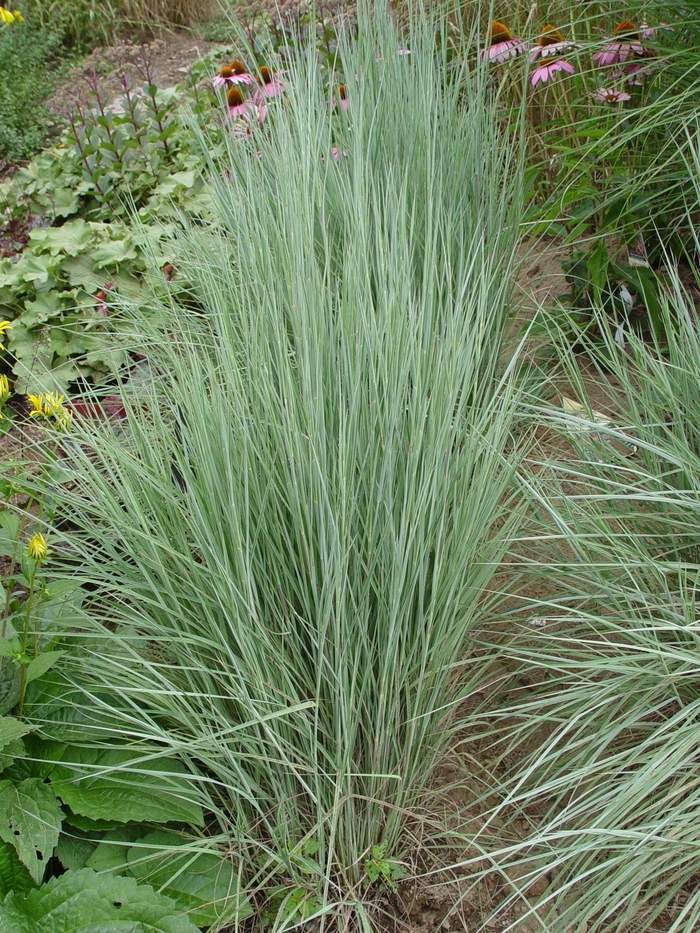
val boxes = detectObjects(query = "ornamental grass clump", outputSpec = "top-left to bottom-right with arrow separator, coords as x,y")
459,213 -> 700,929
34,4 -> 528,919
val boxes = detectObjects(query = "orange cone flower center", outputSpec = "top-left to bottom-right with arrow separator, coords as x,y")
538,25 -> 564,46
259,66 -> 272,84
231,59 -> 248,74
227,86 -> 244,107
490,21 -> 513,44
614,20 -> 639,39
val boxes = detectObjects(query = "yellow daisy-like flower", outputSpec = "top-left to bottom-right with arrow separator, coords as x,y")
43,391 -> 72,429
0,375 -> 9,418
0,8 -> 15,23
0,321 -> 11,350
27,391 -> 72,429
28,393 -> 45,418
12,10 -> 23,21
28,532 -> 47,562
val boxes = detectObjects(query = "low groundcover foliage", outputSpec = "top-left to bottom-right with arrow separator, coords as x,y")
24,4 -> 529,924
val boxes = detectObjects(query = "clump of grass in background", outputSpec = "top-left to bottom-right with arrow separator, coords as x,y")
26,2 -> 530,922
457,189 -> 700,929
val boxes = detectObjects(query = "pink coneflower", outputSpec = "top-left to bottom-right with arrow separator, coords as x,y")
612,60 -> 655,84
530,25 -> 578,61
640,22 -> 672,39
333,83 -> 349,112
253,66 -> 285,105
594,87 -> 631,103
213,59 -> 254,89
531,58 -> 575,86
593,21 -> 649,68
480,21 -> 525,63
225,86 -> 256,123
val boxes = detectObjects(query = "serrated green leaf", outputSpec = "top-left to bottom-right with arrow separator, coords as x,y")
0,867 -> 200,932
0,740 -> 26,775
0,778 -> 63,882
20,736 -> 67,781
24,653 -> 65,687
127,830 -> 252,926
85,825 -> 143,873
21,674 -> 114,743
0,839 -> 35,903
55,833 -> 98,872
62,810 -> 123,834
51,748 -> 204,826
0,721 -> 32,753
0,660 -> 21,719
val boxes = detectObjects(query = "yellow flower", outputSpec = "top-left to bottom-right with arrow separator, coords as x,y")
0,375 -> 9,402
27,391 -> 71,429
12,10 -> 22,21
28,393 -> 45,418
0,321 -> 11,350
0,8 -> 15,23
43,391 -> 72,429
28,532 -> 47,562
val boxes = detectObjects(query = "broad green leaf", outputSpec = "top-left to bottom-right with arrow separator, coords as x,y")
0,740 -> 26,774
0,867 -> 200,932
20,736 -> 67,781
86,825 -> 143,873
91,237 -> 137,267
51,748 -> 204,826
0,660 -> 21,719
55,833 -> 98,872
61,256 -> 97,290
37,581 -> 85,634
51,188 -> 79,218
0,640 -> 17,660
21,292 -> 64,328
0,513 -> 20,557
0,839 -> 35,903
0,720 -> 32,753
12,253 -> 54,285
21,675 -> 114,743
24,652 -> 65,687
127,830 -> 252,926
62,810 -> 123,834
29,221 -> 91,257
0,778 -> 63,882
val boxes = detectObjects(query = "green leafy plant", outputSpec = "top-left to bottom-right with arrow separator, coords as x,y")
364,843 -> 406,891
0,49 -> 230,390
